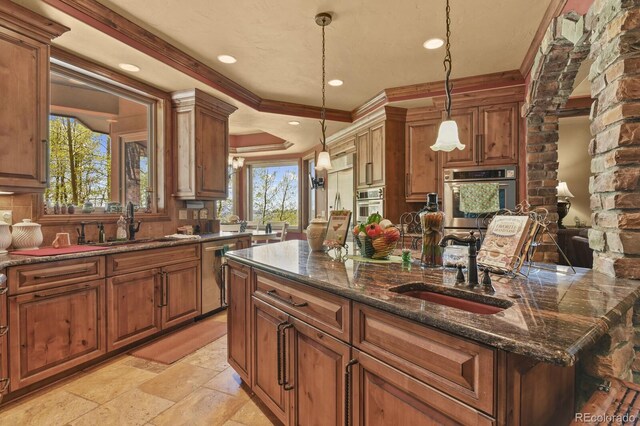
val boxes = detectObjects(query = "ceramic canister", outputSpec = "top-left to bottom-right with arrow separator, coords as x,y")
11,219 -> 44,250
306,217 -> 328,252
0,223 -> 11,254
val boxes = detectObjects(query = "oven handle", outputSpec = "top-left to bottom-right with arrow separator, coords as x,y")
447,183 -> 511,188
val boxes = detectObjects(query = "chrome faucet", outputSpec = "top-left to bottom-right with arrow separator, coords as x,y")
439,231 -> 479,289
126,202 -> 142,241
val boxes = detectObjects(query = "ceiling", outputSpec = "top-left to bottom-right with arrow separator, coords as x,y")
16,0 -> 553,155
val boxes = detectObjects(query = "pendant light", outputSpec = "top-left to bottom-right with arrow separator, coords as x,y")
431,0 -> 465,152
314,12 -> 333,171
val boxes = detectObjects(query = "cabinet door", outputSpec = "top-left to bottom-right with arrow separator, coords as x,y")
107,269 -> 162,351
9,280 -> 106,390
196,107 -> 228,199
252,297 -> 290,424
0,287 -> 8,401
0,27 -> 49,192
161,260 -> 201,329
289,317 -> 351,426
405,119 -> 441,202
356,130 -> 370,188
227,261 -> 252,382
369,123 -> 385,187
352,350 -> 494,426
441,108 -> 478,168
479,103 -> 519,165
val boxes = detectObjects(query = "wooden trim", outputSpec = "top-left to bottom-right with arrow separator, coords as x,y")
351,91 -> 388,122
42,0 -> 352,122
519,0 -> 568,77
558,96 -> 592,117
230,141 -> 294,154
0,1 -> 69,42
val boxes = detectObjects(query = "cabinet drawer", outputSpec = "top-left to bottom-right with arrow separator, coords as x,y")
8,257 -> 105,295
253,271 -> 350,342
353,303 -> 495,415
107,244 -> 200,276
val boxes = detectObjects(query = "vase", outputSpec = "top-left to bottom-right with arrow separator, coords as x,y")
420,193 -> 445,267
306,218 -> 328,251
11,219 -> 43,250
0,223 -> 11,254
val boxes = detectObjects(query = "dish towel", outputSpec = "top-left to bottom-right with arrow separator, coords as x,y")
459,183 -> 500,213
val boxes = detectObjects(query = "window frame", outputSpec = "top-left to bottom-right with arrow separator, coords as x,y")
37,52 -> 171,224
245,159 -> 302,231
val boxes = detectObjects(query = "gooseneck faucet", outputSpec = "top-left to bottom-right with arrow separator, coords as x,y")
126,202 -> 142,241
439,231 -> 479,289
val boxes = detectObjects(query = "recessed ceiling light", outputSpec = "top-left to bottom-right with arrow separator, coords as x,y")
328,79 -> 343,87
0,191 -> 14,195
217,55 -> 237,64
423,38 -> 444,50
118,63 -> 140,72
288,121 -> 300,126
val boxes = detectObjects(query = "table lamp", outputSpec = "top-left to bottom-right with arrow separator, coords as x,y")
556,181 -> 574,229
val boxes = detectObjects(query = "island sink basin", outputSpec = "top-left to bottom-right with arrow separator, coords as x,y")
389,284 -> 511,315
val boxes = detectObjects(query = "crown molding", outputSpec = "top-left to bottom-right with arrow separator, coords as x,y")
230,141 -> 294,154
0,0 -> 69,42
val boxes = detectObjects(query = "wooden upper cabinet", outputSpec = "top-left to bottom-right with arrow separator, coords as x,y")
172,88 -> 237,200
356,130 -> 370,187
356,123 -> 386,188
369,123 -> 385,187
405,118 -> 441,202
479,103 -> 519,165
441,107 -> 478,168
0,3 -> 68,192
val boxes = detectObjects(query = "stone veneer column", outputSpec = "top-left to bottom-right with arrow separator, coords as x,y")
587,0 -> 640,279
524,12 -> 590,263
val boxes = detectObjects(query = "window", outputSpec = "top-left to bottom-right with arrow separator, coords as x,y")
45,63 -> 161,215
248,162 -> 299,228
217,166 -> 236,220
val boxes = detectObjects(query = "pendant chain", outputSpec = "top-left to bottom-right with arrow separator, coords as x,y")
444,0 -> 453,120
320,22 -> 327,150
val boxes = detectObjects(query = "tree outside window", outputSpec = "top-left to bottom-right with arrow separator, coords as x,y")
250,163 -> 299,226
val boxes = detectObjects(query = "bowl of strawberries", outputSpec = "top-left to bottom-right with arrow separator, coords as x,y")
353,213 -> 401,259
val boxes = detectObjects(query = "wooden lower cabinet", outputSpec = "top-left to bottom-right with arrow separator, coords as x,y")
161,260 -> 201,329
227,260 -> 252,382
8,280 -> 106,390
0,284 -> 8,401
107,269 -> 162,351
351,350 -> 494,426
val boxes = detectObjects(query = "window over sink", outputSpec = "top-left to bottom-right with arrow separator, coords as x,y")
43,61 -> 164,216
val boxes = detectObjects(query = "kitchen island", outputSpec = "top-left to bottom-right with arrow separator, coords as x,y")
225,240 -> 640,426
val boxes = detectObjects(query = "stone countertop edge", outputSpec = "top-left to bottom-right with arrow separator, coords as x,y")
225,250 -> 640,367
0,232 -> 252,270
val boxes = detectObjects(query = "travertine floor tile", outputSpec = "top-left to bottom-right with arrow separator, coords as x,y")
210,335 -> 228,350
230,397 -> 279,426
123,357 -> 171,374
203,367 -> 244,396
0,390 -> 97,426
65,362 -> 156,404
182,344 -> 229,371
149,388 -> 246,426
139,362 -> 219,402
70,388 -> 173,426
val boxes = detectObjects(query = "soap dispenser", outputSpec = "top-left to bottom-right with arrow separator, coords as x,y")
116,216 -> 127,240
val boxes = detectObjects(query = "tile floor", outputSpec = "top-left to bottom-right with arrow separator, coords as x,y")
0,312 -> 280,426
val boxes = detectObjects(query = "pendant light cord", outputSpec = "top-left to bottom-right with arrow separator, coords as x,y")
320,21 -> 327,151
444,0 -> 453,120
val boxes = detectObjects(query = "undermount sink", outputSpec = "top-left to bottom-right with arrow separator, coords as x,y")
389,284 -> 512,315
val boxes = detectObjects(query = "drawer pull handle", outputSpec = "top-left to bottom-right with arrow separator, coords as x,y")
0,325 -> 7,337
34,268 -> 92,279
276,321 -> 288,386
265,290 -> 308,308
0,378 -> 9,394
281,323 -> 294,391
345,359 -> 358,426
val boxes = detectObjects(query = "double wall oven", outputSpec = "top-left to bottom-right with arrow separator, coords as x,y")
356,187 -> 384,223
443,165 -> 517,230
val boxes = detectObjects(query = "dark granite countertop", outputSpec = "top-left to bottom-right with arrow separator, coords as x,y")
0,232 -> 251,270
226,240 -> 640,366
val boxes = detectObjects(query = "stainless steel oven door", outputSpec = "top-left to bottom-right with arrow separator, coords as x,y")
443,180 -> 517,229
357,200 -> 384,223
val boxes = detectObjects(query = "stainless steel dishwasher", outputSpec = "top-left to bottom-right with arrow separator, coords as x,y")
201,241 -> 234,315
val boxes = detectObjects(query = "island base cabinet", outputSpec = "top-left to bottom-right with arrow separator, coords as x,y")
227,260 -> 252,382
8,280 -> 106,391
107,269 -> 162,351
351,350 -> 495,426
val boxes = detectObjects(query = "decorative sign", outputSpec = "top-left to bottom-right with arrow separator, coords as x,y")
324,210 -> 352,247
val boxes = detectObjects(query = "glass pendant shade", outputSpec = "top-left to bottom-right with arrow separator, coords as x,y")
431,120 -> 465,152
315,150 -> 333,171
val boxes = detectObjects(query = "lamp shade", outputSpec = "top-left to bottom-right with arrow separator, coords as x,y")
315,151 -> 333,171
431,120 -> 465,152
556,181 -> 574,198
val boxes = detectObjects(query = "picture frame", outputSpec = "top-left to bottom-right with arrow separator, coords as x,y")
324,210 -> 351,247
